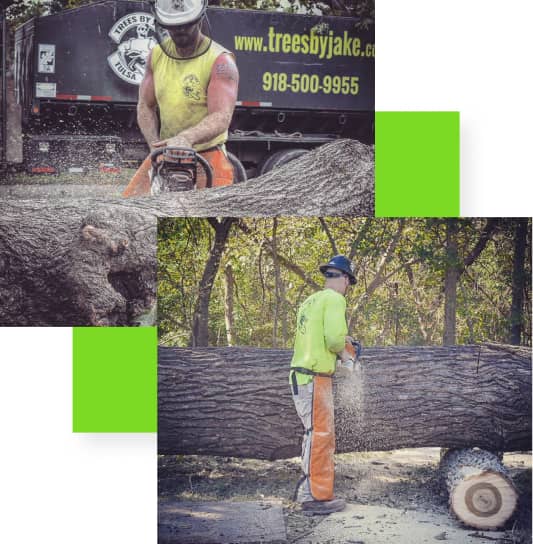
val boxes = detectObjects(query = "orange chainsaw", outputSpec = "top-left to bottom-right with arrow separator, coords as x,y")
122,146 -> 213,197
340,339 -> 362,372
149,147 -> 213,194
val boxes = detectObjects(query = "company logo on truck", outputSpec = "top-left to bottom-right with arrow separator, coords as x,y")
107,12 -> 157,85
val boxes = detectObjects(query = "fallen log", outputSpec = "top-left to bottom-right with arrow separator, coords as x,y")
0,203 -> 157,325
440,448 -> 518,530
158,343 -> 531,459
0,139 -> 374,216
0,140 -> 373,325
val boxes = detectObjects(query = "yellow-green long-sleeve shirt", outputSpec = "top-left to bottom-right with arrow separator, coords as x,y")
290,288 -> 348,385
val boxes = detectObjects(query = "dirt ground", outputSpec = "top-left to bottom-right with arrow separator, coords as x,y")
158,449 -> 531,544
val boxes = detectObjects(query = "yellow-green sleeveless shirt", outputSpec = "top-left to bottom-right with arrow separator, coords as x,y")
151,38 -> 232,152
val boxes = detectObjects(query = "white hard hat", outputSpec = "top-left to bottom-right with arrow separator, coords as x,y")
154,0 -> 207,27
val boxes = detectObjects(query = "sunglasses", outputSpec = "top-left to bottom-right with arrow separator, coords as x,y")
324,271 -> 347,279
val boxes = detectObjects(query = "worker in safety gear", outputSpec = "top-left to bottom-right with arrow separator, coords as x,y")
123,0 -> 238,196
290,255 -> 357,515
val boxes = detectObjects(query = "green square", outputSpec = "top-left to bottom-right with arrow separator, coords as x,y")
375,111 -> 460,217
73,327 -> 157,432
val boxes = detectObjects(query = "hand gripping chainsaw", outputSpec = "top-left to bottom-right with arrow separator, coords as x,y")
340,338 -> 362,372
150,147 -> 214,195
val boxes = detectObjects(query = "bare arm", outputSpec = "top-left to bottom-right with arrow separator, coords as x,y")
137,50 -> 159,151
153,52 -> 238,148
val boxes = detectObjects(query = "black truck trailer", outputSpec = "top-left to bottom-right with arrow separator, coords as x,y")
12,0 -> 374,176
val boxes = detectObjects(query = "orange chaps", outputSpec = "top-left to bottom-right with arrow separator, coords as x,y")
122,147 -> 234,198
292,375 -> 335,502
310,376 -> 335,500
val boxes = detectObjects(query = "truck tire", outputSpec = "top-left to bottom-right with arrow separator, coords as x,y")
228,151 -> 247,183
258,148 -> 309,176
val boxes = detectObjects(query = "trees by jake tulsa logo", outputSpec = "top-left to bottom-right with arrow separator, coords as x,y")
108,12 -> 157,85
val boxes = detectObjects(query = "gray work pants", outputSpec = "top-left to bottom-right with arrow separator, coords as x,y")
291,381 -> 314,503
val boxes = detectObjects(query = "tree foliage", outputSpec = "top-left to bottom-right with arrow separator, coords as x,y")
6,0 -> 374,29
158,218 -> 532,348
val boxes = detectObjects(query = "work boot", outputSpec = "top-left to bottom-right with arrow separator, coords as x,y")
301,497 -> 346,514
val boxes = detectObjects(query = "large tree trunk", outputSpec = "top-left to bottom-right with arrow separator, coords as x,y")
190,218 -> 234,347
158,343 -> 531,459
509,219 -> 529,345
1,139 -> 374,216
0,140 -> 372,325
0,201 -> 157,325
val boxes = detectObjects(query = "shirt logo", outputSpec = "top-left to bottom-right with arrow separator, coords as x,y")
108,13 -> 157,85
182,74 -> 202,101
297,313 -> 308,335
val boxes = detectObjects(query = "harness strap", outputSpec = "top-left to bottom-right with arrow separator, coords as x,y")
290,367 -> 332,396
291,370 -> 298,396
291,367 -> 333,378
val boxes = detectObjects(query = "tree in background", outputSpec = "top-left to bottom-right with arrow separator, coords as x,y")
190,218 -> 235,347
442,218 -> 498,345
6,0 -> 87,28
509,219 -> 530,345
158,218 -> 531,348
6,0 -> 374,28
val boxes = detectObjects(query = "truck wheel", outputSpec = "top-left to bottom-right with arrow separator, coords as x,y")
228,151 -> 247,183
258,148 -> 309,176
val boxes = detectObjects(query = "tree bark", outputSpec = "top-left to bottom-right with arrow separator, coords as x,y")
0,139 -> 372,325
158,343 -> 531,459
440,448 -> 518,530
443,219 -> 459,345
0,201 -> 157,325
223,264 -> 236,346
509,219 -> 529,345
190,218 -> 234,347
271,218 -> 288,347
2,139 -> 374,216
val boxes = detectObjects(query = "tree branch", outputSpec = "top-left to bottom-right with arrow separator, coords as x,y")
460,219 -> 499,272
318,217 -> 339,255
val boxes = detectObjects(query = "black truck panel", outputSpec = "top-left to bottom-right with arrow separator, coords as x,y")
13,1 -> 374,172
211,8 -> 374,112
16,1 -> 373,111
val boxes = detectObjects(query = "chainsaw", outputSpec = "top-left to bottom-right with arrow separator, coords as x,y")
150,146 -> 213,195
339,339 -> 362,372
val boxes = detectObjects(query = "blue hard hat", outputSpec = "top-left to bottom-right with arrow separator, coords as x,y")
319,255 -> 356,285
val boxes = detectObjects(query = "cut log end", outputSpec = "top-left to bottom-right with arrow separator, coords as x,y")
441,448 -> 519,530
450,470 -> 518,529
